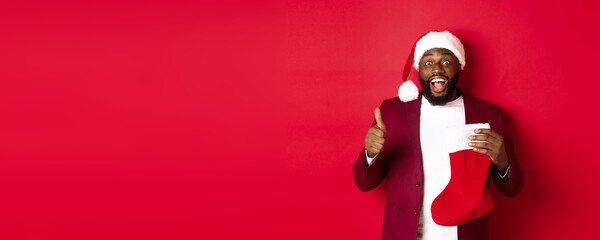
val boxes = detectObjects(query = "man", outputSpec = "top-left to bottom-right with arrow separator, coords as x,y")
352,31 -> 524,240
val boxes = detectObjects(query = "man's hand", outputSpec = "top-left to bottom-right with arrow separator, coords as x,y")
365,108 -> 386,158
469,129 -> 509,173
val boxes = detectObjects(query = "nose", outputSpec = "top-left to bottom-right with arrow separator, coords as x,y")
431,62 -> 445,75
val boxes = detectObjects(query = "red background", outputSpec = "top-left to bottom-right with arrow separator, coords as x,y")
1,0 -> 598,239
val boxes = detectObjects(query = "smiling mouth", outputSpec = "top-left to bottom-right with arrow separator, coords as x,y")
430,77 -> 448,92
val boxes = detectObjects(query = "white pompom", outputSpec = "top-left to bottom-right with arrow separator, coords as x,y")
397,80 -> 419,102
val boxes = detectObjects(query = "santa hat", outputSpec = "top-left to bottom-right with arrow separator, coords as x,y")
398,30 -> 466,102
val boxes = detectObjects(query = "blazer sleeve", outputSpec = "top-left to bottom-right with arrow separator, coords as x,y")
352,147 -> 386,191
491,107 -> 524,197
352,101 -> 387,191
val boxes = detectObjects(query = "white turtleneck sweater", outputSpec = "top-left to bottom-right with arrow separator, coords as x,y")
417,95 -> 465,240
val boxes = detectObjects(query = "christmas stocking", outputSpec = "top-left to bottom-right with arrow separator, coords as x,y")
431,123 -> 494,226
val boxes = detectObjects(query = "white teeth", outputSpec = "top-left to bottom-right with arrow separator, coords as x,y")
431,79 -> 446,83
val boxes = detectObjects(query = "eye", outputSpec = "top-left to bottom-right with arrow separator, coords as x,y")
443,60 -> 451,65
425,61 -> 432,66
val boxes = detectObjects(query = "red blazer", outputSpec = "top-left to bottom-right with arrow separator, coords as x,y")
353,93 -> 524,240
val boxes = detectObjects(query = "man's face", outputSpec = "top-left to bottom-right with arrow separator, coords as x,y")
418,48 -> 461,105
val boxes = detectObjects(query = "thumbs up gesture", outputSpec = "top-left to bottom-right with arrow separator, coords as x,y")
365,107 -> 386,158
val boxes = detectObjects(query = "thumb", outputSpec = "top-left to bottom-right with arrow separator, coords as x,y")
374,107 -> 386,130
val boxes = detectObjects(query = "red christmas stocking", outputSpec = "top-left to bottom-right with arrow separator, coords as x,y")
431,123 -> 494,226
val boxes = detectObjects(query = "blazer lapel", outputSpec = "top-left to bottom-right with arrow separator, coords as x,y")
410,93 -> 424,193
463,94 -> 479,124
407,93 -> 423,129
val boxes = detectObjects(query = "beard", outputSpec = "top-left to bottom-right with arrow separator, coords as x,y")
419,72 -> 460,106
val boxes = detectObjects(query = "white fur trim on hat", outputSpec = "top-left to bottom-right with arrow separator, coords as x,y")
398,80 -> 419,102
413,31 -> 465,71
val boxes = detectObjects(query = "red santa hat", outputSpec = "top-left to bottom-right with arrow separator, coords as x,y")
398,30 -> 466,102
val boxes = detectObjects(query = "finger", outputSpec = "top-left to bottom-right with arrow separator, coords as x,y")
368,148 -> 381,156
469,134 -> 496,143
469,141 -> 490,149
373,137 -> 385,145
473,145 -> 501,161
374,108 -> 385,129
473,147 -> 491,156
372,142 -> 383,150
367,144 -> 383,154
370,127 -> 385,138
469,133 -> 500,145
475,129 -> 502,140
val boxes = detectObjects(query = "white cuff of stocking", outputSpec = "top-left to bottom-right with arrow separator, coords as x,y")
445,123 -> 491,153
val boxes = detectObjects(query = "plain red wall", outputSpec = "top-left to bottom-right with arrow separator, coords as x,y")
1,0 -> 599,239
